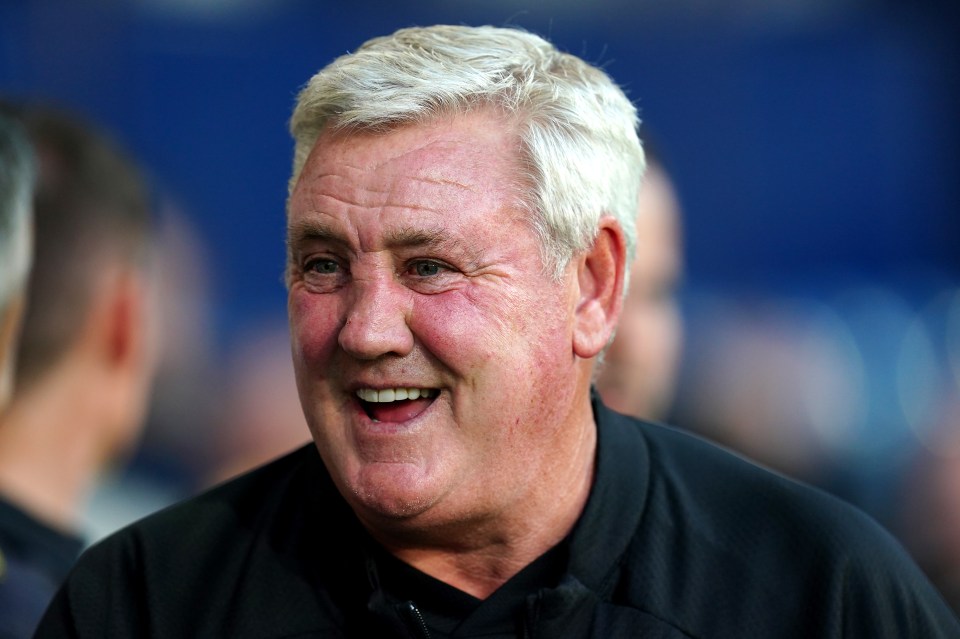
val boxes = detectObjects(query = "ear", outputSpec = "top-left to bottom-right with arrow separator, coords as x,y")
86,267 -> 154,435
97,269 -> 148,373
572,217 -> 626,359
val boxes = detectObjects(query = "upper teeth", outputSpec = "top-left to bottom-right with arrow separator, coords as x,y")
356,388 -> 436,403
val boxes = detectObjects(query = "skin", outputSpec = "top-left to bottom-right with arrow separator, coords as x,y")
596,165 -> 683,421
286,110 -> 624,597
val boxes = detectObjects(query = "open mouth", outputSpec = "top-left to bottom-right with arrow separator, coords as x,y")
355,387 -> 439,423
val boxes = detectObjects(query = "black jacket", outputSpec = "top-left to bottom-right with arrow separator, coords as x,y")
35,400 -> 960,637
0,498 -> 83,639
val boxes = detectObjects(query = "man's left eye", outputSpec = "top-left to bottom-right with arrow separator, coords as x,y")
412,261 -> 442,277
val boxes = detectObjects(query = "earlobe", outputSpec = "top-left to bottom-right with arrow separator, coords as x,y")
572,218 -> 626,359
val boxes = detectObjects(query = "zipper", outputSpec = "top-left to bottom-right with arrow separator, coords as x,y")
401,600 -> 432,639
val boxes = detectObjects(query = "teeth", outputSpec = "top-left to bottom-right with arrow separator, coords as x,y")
356,388 -> 436,403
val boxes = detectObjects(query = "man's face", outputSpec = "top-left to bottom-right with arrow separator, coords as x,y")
286,112 -> 589,531
596,166 -> 682,420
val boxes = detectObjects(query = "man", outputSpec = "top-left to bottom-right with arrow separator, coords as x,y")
0,113 -> 33,414
0,104 -> 156,638
37,25 -> 958,638
596,145 -> 683,421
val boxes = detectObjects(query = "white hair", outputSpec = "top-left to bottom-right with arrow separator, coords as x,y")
289,24 -> 645,278
0,114 -> 34,312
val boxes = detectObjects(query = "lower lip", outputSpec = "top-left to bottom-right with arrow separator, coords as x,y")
355,395 -> 437,429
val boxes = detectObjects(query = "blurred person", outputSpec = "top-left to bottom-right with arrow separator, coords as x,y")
81,209 -> 219,544
77,208 -> 222,541
672,298 -> 863,484
893,288 -> 960,613
37,25 -> 958,638
0,112 -> 36,639
0,113 -> 34,414
0,102 -> 156,638
898,392 -> 960,614
596,143 -> 683,420
202,322 -> 310,487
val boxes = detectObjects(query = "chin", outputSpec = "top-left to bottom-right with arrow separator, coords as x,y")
349,462 -> 441,521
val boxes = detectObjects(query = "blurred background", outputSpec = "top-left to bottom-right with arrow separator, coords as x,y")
2,0 -> 959,605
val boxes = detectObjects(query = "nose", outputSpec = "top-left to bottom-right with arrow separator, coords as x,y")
338,276 -> 415,360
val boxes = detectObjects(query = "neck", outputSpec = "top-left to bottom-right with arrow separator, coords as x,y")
0,364 -> 110,532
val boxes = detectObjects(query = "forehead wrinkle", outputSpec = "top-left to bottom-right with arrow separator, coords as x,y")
410,174 -> 474,191
371,135 -> 486,192
306,170 -> 475,214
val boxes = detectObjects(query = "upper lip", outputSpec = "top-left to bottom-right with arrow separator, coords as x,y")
346,381 -> 438,393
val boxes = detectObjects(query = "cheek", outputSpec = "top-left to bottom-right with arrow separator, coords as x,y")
416,283 -> 571,367
289,291 -> 343,366
409,288 -> 512,362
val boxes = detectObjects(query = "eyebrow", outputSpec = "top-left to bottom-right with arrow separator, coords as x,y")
286,219 -> 477,257
286,220 -> 345,251
383,226 -> 472,254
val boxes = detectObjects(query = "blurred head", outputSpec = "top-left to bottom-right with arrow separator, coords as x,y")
205,323 -> 310,486
596,153 -> 683,420
3,102 -> 156,457
0,113 -> 35,409
285,25 -> 641,535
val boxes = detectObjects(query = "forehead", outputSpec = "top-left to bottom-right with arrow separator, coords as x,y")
288,113 -> 525,233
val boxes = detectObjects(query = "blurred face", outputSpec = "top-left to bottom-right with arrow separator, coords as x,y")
596,166 -> 683,420
286,112 -> 589,532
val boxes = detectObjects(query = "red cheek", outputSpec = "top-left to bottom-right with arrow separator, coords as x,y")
408,292 -> 489,354
289,291 -> 343,364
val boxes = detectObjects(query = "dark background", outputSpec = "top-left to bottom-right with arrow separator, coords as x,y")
3,0 -> 957,340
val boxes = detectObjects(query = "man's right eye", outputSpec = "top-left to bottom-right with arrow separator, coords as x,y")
307,258 -> 340,274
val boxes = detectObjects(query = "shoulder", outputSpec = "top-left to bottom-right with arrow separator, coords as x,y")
597,407 -> 960,637
602,408 -> 881,548
36,445 -> 345,637
106,443 -> 322,549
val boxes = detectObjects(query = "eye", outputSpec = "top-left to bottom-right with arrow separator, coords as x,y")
411,261 -> 442,277
400,258 -> 461,294
308,258 -> 340,274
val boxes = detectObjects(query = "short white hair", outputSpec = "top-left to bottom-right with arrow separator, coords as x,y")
289,24 -> 645,278
0,113 -> 34,312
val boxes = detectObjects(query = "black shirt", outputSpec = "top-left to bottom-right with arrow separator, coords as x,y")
35,399 -> 960,637
0,498 -> 83,639
372,537 -> 568,637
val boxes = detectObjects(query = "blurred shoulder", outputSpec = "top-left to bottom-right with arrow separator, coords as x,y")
80,443 -> 323,563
